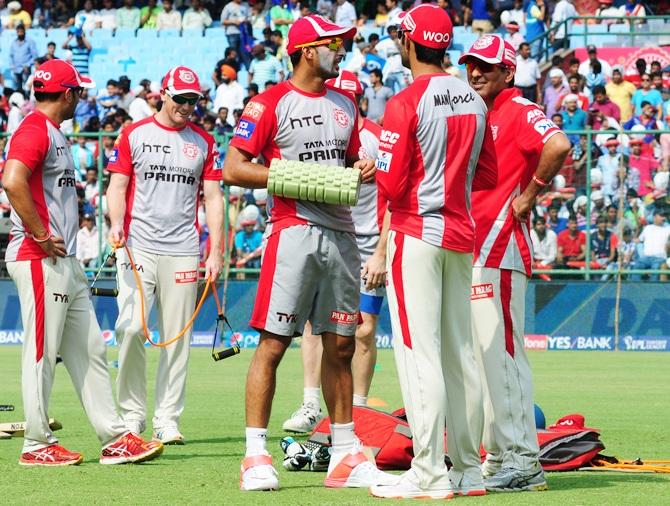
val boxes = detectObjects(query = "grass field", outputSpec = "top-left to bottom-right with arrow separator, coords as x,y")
1,347 -> 669,505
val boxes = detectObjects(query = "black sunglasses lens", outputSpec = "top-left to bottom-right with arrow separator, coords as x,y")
172,95 -> 197,105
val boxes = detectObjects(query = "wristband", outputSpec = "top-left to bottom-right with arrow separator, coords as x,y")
33,232 -> 52,243
532,174 -> 549,187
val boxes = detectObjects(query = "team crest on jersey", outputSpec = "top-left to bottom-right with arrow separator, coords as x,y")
182,143 -> 198,159
490,125 -> 498,141
179,70 -> 196,84
332,108 -> 350,129
473,35 -> 495,50
243,101 -> 266,120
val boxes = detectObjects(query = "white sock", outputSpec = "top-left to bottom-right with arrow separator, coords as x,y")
353,394 -> 368,407
245,427 -> 268,457
303,387 -> 321,408
328,422 -> 357,472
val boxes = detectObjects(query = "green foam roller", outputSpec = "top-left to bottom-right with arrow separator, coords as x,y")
268,159 -> 361,206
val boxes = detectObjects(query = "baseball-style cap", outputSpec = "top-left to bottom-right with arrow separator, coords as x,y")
32,59 -> 95,93
287,15 -> 357,55
161,66 -> 202,96
458,34 -> 516,67
399,4 -> 453,50
325,70 -> 363,95
587,44 -> 597,53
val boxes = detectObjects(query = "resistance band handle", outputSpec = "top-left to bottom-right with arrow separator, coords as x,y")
90,287 -> 119,297
0,405 -> 15,411
212,345 -> 240,362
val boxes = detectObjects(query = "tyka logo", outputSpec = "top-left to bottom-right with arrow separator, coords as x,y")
53,293 -> 69,303
277,312 -> 297,323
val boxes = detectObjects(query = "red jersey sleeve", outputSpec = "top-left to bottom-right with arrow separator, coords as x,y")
517,104 -> 563,156
229,97 -> 277,158
472,119 -> 498,191
106,129 -> 133,176
7,121 -> 49,173
376,96 -> 416,203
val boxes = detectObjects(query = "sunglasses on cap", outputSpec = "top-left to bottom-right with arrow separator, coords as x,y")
295,37 -> 344,51
167,92 -> 199,105
466,60 -> 507,74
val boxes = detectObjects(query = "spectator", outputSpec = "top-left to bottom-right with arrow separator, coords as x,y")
215,107 -> 234,136
546,203 -> 568,233
606,66 -> 637,123
5,1 -> 31,28
249,2 -> 268,29
373,2 -> 388,26
524,0 -> 546,58
557,215 -> 586,266
270,0 -> 294,38
627,137 -> 660,197
595,0 -> 619,24
213,64 -> 245,125
502,0 -> 525,27
591,215 -> 618,277
561,95 -> 587,144
97,79 -> 120,119
33,0 -> 56,29
364,69 -> 393,124
235,219 -> 263,270
437,0 -> 462,26
52,0 -> 73,27
443,51 -> 460,78
7,91 -> 25,134
261,27 -> 278,55
43,41 -> 57,61
504,21 -> 524,51
128,87 -> 159,121
74,87 -> 98,131
84,166 -> 99,203
271,29 -> 290,72
634,210 -> 670,280
531,216 -> 557,268
585,61 -> 607,91
74,0 -> 98,32
597,138 -> 623,199
182,0 -> 212,30
71,136 -> 95,181
76,213 -> 100,268
117,75 -> 134,111
140,0 -> 162,29
116,0 -> 140,29
616,228 -> 637,274
378,25 -> 404,93
620,0 -> 646,21
544,68 -> 568,118
62,27 -> 91,75
578,45 -> 612,79
220,0 -> 250,69
156,0 -> 181,30
334,0 -> 357,35
632,73 -> 663,119
515,43 -> 541,103
10,24 -> 38,90
550,0 -> 577,51
464,0 -> 494,34
99,120 -> 118,167
624,102 -> 663,151
557,75 -> 589,111
97,0 -> 117,29
248,44 -> 284,89
588,85 -> 620,130
385,0 -> 401,28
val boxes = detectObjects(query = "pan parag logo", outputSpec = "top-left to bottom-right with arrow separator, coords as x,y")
0,331 -> 23,344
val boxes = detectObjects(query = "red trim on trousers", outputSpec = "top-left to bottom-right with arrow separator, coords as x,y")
500,269 -> 514,358
391,232 -> 412,349
30,259 -> 45,363
249,230 -> 281,330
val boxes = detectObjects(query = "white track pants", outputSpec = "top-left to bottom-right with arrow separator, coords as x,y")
8,257 -> 126,452
115,247 -> 198,431
386,231 -> 484,489
471,267 -> 539,471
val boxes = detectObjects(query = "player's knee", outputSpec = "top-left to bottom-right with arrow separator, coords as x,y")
256,334 -> 290,367
116,320 -> 145,342
355,321 -> 376,348
327,337 -> 356,364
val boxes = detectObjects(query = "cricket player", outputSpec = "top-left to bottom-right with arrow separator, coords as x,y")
282,70 -> 387,434
223,15 -> 397,491
461,35 -> 571,491
106,66 -> 223,445
372,4 -> 498,499
3,59 -> 163,466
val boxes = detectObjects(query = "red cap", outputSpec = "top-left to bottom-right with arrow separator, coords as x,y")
458,34 -> 517,68
399,4 -> 453,50
325,70 -> 363,96
162,66 -> 202,96
287,15 -> 357,55
32,59 -> 95,93
629,138 -> 643,145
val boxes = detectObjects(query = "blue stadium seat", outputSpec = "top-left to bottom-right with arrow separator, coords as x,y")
182,28 -> 204,41
89,28 -> 114,42
204,28 -> 228,40
115,28 -> 138,41
158,29 -> 181,38
45,28 -> 68,43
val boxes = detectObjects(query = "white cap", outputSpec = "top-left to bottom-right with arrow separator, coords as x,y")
563,93 -> 578,103
591,190 -> 604,201
654,172 -> 669,191
239,204 -> 260,225
549,68 -> 563,79
253,188 -> 268,204
590,168 -> 603,187
573,195 -> 588,213
553,174 -> 566,191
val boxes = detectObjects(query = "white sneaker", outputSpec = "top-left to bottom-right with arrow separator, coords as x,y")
126,419 -> 146,435
450,472 -> 487,497
324,445 -> 398,488
484,466 -> 548,492
152,427 -> 185,445
240,453 -> 279,491
282,403 -> 323,434
370,474 -> 454,500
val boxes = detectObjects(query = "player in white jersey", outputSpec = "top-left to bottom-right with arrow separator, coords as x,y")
282,71 -> 388,433
462,36 -> 570,492
106,66 -> 223,445
3,59 -> 163,466
223,15 -> 397,492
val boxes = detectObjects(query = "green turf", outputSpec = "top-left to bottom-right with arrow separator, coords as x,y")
0,348 -> 669,505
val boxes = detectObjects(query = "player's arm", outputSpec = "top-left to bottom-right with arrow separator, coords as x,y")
203,179 -> 224,281
2,160 -> 66,263
362,209 -> 390,291
222,146 -> 269,188
106,173 -> 129,247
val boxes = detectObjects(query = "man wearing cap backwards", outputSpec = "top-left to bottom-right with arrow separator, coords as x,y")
2,59 -> 163,466
223,15 -> 396,492
372,4 -> 498,499
462,34 -> 570,492
106,65 -> 223,445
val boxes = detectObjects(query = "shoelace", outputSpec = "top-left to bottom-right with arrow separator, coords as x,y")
294,403 -> 319,418
33,445 -> 76,461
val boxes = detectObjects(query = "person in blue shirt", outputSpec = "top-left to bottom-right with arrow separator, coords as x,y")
235,221 -> 263,269
10,24 -> 39,90
524,0 -> 547,58
74,88 -> 99,132
561,94 -> 587,145
631,73 -> 663,119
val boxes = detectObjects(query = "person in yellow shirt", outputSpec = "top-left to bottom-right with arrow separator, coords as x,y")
606,66 -> 637,122
7,1 -> 32,28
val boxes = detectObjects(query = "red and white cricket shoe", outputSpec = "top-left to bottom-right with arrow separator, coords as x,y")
240,453 -> 279,491
100,432 -> 163,465
19,444 -> 83,466
324,445 -> 398,488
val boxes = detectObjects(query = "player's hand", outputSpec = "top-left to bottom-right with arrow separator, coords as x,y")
354,159 -> 376,184
362,250 -> 386,291
39,236 -> 67,264
205,252 -> 223,281
511,194 -> 533,222
108,224 -> 125,248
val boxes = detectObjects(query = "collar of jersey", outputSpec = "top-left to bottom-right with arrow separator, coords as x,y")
33,109 -> 62,129
413,72 -> 451,83
492,87 -> 519,110
152,115 -> 188,132
287,79 -> 327,98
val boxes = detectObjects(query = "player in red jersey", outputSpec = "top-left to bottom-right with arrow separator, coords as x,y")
223,16 -> 397,491
3,59 -> 162,466
372,4 -> 498,500
461,35 -> 571,492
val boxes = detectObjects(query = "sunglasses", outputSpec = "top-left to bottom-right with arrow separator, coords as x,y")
466,60 -> 506,74
168,92 -> 199,105
295,37 -> 344,51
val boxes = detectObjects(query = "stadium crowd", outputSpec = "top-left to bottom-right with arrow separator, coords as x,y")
0,0 -> 668,280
